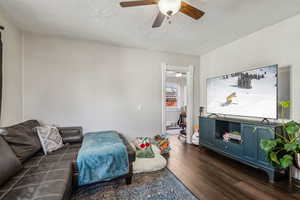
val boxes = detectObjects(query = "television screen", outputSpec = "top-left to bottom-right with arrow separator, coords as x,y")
206,65 -> 278,119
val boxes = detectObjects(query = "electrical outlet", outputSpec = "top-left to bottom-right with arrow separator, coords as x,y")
137,104 -> 142,111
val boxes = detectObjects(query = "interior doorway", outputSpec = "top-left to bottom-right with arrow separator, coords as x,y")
161,63 -> 194,143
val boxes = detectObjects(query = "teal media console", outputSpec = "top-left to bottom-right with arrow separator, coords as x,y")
199,116 -> 281,182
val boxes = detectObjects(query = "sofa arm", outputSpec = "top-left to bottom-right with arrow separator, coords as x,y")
58,127 -> 83,144
118,134 -> 136,163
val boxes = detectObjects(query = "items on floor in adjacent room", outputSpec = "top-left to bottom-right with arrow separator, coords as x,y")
177,110 -> 187,140
166,128 -> 181,135
72,168 -> 198,200
166,121 -> 180,135
191,126 -> 200,145
166,121 -> 180,130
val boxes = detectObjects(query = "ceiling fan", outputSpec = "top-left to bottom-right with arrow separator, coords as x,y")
120,0 -> 205,28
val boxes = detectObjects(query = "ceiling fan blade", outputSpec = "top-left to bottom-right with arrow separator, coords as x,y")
152,12 -> 165,28
120,0 -> 158,7
180,1 -> 205,20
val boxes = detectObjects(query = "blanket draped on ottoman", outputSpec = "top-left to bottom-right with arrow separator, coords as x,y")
77,131 -> 129,186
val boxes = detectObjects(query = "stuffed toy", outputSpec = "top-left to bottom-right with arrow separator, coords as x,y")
154,135 -> 171,155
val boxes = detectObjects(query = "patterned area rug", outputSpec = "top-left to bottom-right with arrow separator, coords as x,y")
72,168 -> 198,200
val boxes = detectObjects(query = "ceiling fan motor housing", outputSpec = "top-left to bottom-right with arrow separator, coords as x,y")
158,0 -> 181,16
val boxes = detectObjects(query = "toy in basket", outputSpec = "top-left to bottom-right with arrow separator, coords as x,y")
154,134 -> 171,155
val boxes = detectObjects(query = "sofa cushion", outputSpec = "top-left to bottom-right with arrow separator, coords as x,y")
58,127 -> 83,144
0,145 -> 73,200
0,136 -> 22,187
2,120 -> 42,163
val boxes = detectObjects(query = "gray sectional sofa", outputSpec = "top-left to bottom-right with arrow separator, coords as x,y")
0,120 -> 135,200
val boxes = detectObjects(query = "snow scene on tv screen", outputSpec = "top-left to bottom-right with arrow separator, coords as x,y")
207,65 -> 277,119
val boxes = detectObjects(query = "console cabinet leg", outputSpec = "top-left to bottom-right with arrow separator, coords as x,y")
266,170 -> 275,183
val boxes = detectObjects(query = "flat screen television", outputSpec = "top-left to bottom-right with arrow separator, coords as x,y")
206,65 -> 278,119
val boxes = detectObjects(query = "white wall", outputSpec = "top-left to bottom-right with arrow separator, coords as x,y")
23,33 -> 199,138
0,12 -> 23,126
200,14 -> 300,121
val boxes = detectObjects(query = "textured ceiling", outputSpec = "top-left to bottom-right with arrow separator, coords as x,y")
1,0 -> 300,55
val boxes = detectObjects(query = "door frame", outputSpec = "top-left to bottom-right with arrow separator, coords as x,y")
0,29 -> 3,121
161,63 -> 194,143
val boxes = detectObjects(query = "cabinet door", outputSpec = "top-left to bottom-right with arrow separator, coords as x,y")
257,127 -> 275,167
241,124 -> 257,162
199,118 -> 215,146
228,142 -> 243,157
214,139 -> 226,151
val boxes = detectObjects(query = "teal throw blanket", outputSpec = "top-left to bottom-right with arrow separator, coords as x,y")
77,131 -> 129,186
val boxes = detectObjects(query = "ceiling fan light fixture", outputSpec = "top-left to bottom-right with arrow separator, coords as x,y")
158,0 -> 181,17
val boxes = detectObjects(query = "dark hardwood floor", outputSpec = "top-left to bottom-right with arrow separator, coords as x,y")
167,135 -> 300,200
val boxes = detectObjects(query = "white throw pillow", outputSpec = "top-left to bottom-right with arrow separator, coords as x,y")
36,126 -> 64,155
